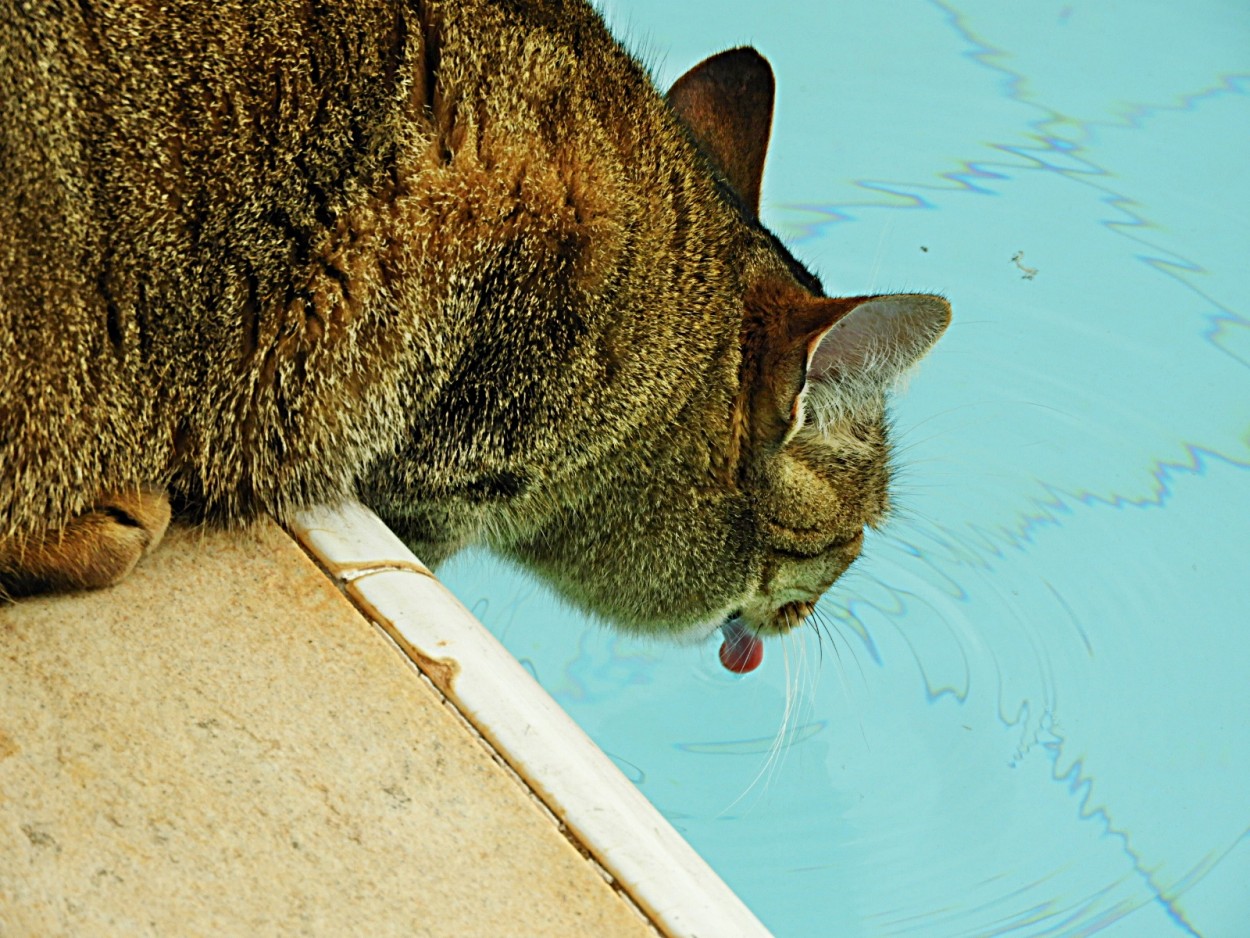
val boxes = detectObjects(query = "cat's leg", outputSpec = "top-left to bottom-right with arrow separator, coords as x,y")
0,487 -> 172,598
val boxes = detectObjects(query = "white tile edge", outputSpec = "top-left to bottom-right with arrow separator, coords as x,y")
290,501 -> 771,938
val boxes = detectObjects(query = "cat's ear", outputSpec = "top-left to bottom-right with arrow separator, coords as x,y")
667,48 -> 774,215
804,293 -> 951,389
754,292 -> 951,443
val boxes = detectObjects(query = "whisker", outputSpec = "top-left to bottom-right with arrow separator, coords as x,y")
721,608 -> 796,815
813,605 -> 867,689
807,616 -> 825,666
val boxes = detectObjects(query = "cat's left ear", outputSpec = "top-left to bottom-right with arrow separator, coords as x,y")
667,47 -> 774,215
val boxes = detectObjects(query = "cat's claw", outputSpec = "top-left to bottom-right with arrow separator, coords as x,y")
719,617 -> 764,674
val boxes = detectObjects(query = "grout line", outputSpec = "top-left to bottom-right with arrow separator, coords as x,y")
285,523 -> 664,935
285,502 -> 772,938
333,560 -> 437,583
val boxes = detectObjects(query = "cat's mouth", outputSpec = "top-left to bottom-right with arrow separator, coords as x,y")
718,599 -> 819,674
718,615 -> 763,674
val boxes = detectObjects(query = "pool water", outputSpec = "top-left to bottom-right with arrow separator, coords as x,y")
439,1 -> 1250,935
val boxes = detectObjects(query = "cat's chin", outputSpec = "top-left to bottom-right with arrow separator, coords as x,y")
664,608 -> 741,647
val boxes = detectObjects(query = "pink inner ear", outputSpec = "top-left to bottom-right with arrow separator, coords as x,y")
805,323 -> 842,382
806,315 -> 871,383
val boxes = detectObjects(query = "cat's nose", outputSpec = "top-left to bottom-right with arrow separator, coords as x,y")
838,529 -> 865,556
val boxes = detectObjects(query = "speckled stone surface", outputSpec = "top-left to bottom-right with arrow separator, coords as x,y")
0,521 -> 655,937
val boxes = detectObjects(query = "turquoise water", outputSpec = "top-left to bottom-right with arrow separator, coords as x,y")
440,2 -> 1250,935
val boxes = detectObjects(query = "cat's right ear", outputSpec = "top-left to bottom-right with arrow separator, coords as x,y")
802,293 -> 951,389
666,48 -> 775,215
793,293 -> 951,431
752,291 -> 951,445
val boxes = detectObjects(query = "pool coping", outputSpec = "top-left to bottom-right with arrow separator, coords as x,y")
290,501 -> 771,938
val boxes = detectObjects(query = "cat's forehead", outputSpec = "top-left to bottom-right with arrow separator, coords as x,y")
755,224 -> 824,297
711,172 -> 825,298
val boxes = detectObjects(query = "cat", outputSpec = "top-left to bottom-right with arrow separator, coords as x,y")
0,0 -> 949,648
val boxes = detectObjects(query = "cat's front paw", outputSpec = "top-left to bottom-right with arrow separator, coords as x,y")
0,487 -> 172,598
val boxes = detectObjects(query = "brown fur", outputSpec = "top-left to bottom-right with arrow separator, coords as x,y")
0,0 -> 948,636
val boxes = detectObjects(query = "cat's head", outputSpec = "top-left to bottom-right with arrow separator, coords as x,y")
497,48 -> 949,642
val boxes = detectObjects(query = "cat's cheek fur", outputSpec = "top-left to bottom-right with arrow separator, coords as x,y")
488,480 -> 762,639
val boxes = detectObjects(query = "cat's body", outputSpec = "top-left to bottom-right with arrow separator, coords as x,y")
0,0 -> 949,639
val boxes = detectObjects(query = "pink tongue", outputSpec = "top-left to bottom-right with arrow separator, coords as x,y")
718,619 -> 764,674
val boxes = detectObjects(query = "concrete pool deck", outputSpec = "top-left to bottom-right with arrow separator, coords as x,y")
0,517 -> 675,936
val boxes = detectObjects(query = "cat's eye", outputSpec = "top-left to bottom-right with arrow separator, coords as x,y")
763,519 -> 863,559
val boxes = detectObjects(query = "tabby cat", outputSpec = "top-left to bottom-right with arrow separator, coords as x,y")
0,0 -> 949,655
